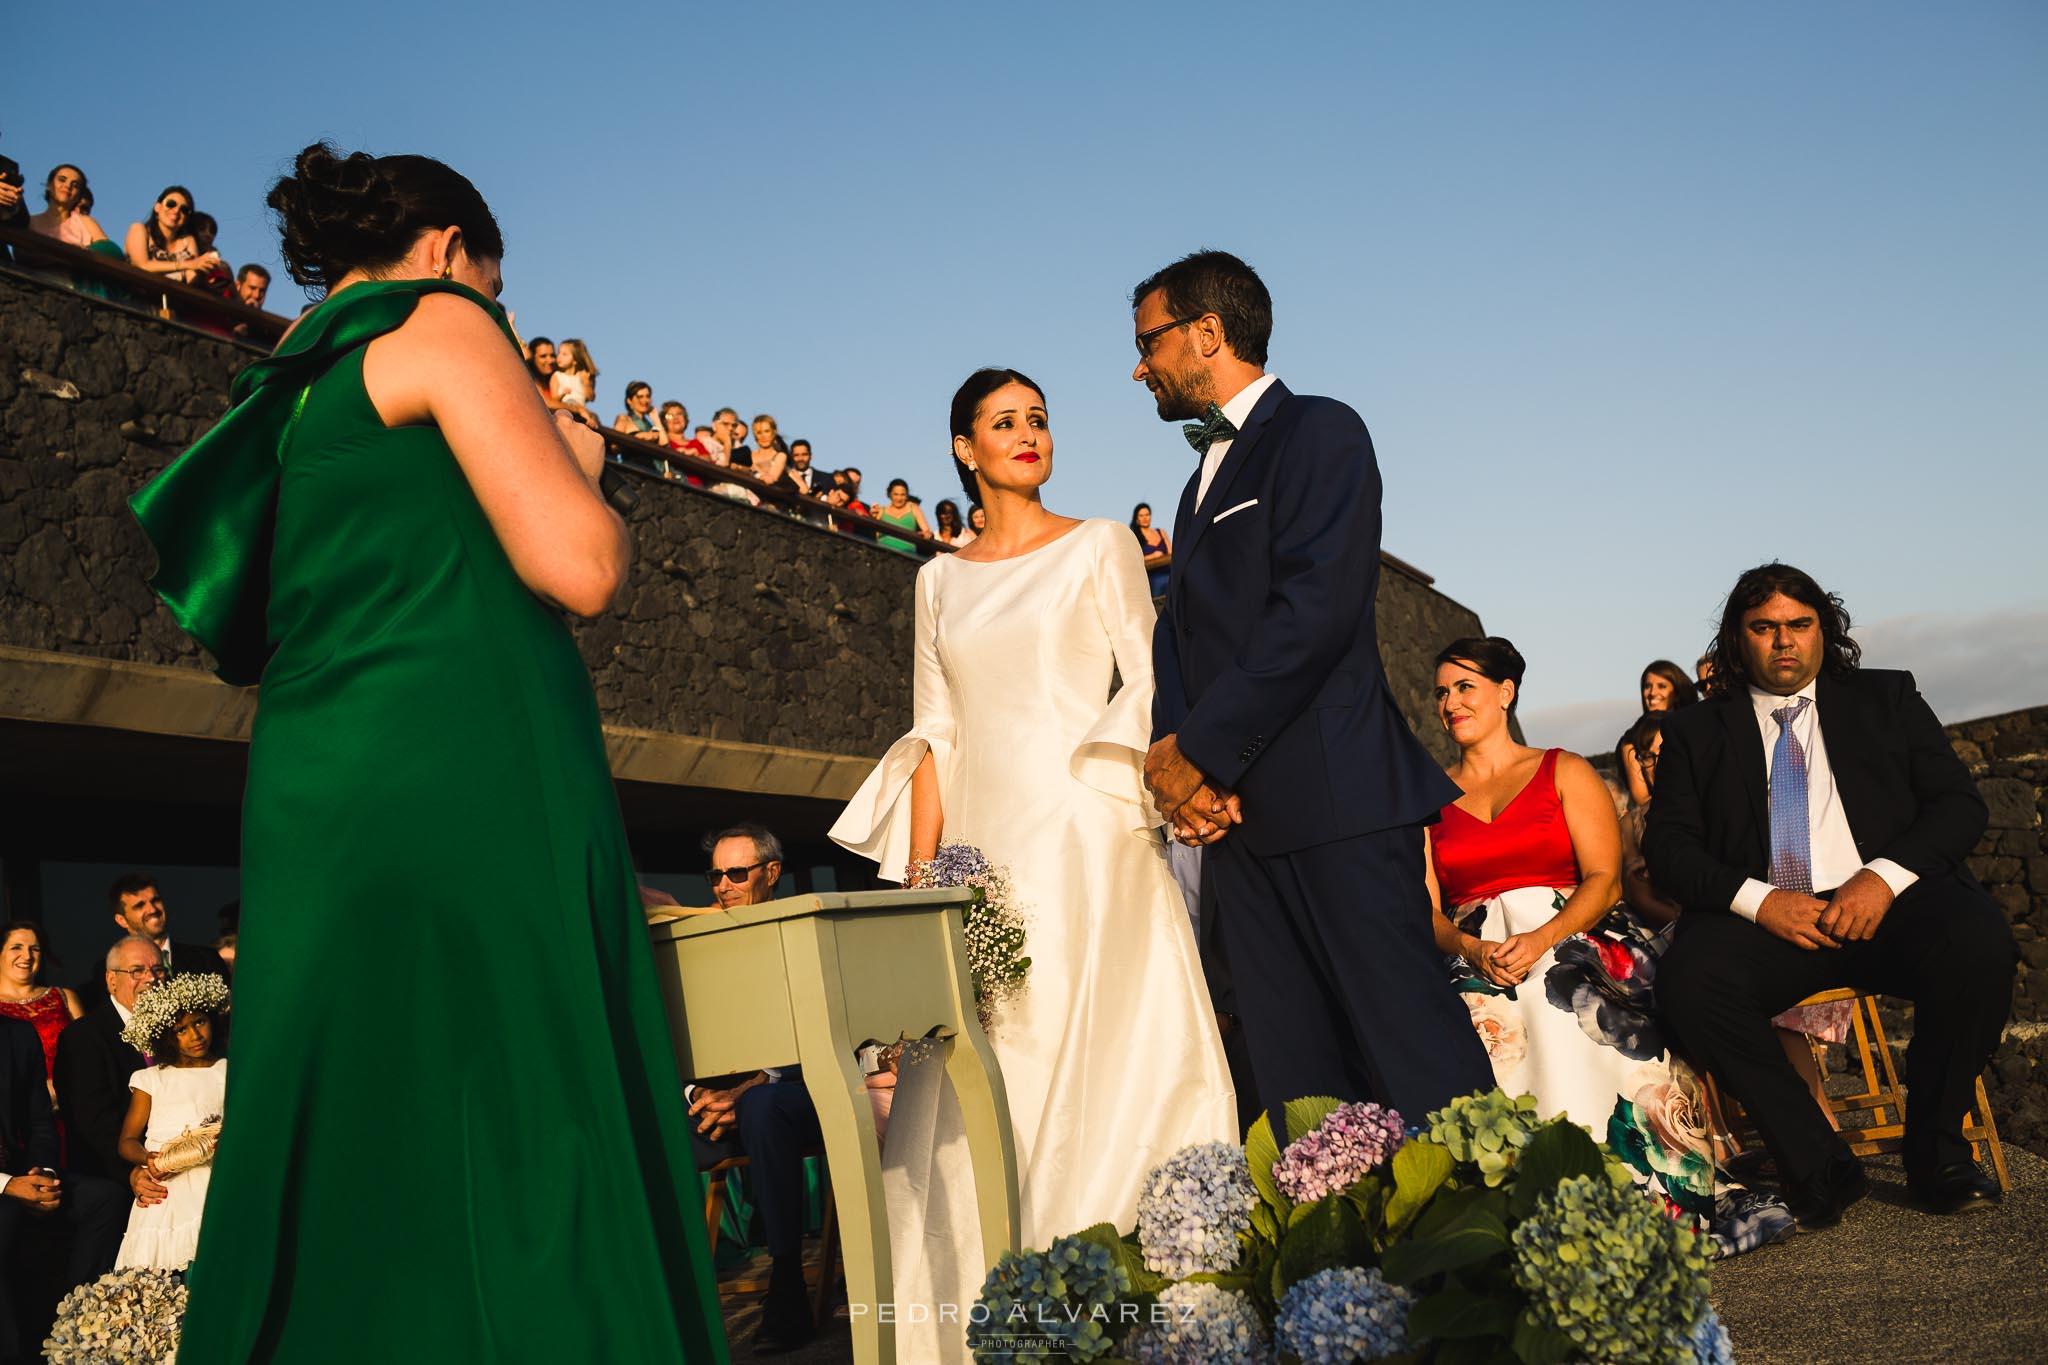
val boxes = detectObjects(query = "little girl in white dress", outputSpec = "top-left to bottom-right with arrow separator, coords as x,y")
116,972 -> 230,1271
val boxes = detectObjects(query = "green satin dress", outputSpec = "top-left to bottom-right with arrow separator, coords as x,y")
130,279 -> 729,1363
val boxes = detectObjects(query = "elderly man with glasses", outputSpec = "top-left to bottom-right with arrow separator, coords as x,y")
685,823 -> 822,1352
53,938 -> 169,1198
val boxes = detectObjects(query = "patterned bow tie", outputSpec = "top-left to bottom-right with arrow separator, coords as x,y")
1182,403 -> 1237,456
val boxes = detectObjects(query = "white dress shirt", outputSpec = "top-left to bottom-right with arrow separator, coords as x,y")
1729,680 -> 1918,920
1195,373 -> 1279,507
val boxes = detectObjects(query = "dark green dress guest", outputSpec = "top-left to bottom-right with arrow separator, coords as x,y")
130,278 -> 729,1363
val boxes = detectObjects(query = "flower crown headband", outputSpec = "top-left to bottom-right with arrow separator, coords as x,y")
120,971 -> 230,1054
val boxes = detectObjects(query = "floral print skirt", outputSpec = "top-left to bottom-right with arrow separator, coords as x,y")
1444,885 -> 1794,1258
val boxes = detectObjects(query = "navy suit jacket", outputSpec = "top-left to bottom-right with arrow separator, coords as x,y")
1644,668 -> 1988,915
1,1015 -> 60,1177
1152,380 -> 1459,855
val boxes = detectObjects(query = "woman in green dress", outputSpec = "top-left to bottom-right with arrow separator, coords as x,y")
129,142 -> 728,1363
874,478 -> 931,553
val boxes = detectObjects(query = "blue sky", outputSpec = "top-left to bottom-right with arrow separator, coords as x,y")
11,1 -> 2044,752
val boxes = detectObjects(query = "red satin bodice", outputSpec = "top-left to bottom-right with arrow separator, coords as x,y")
1430,748 -> 1579,905
0,986 -> 72,1081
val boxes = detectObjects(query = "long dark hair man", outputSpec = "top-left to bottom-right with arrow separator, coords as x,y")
1646,562 -> 2015,1228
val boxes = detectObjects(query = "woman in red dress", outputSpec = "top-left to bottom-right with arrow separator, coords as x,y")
1422,637 -> 1793,1258
0,921 -> 84,1108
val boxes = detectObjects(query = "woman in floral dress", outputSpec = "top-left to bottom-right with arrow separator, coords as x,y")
1423,638 -> 1792,1257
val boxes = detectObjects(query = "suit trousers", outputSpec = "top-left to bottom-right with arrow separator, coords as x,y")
690,1079 -> 821,1266
1658,876 -> 2016,1184
0,1171 -> 128,1362
1204,822 -> 1495,1137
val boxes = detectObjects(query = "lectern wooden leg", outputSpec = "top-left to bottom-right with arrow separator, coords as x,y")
944,1026 -> 1021,1268
786,924 -> 895,1365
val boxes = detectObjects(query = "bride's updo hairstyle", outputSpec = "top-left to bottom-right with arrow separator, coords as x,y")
1435,636 -> 1526,717
268,141 -> 505,294
948,367 -> 1045,502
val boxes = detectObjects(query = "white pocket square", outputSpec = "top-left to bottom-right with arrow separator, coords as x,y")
1211,499 -> 1259,524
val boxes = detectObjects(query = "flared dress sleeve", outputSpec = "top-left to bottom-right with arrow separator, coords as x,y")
829,563 -> 957,880
1071,523 -> 1169,840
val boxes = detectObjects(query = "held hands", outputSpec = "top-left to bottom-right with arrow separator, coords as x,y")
3,1169 -> 62,1214
131,1161 -> 169,1207
1756,889 -> 1840,950
1490,928 -> 1555,980
1145,735 -> 1242,846
1817,869 -> 1895,943
689,1072 -> 768,1142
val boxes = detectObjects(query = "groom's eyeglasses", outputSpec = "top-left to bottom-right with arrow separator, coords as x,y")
1135,315 -> 1201,359
705,861 -> 768,885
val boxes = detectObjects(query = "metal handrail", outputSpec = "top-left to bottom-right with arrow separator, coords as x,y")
593,427 -> 955,557
0,223 -> 287,345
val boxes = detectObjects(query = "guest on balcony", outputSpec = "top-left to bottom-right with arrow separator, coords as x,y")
613,380 -> 661,441
28,164 -> 110,249
549,337 -> 599,418
932,499 -> 973,547
749,412 -> 789,487
874,478 -> 931,552
235,264 -> 270,311
123,186 -> 221,283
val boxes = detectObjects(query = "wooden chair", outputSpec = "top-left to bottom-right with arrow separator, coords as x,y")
701,1148 -> 843,1326
1707,988 -> 2011,1191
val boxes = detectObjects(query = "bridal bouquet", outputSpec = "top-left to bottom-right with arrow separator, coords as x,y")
911,842 -> 1029,1027
968,1088 -> 1733,1365
44,1267 -> 187,1365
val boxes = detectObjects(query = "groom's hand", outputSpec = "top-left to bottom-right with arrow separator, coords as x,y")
1145,735 -> 1206,814
1173,785 -> 1241,846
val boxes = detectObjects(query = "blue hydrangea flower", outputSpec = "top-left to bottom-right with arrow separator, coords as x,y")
1275,1266 -> 1414,1365
1128,1282 -> 1270,1365
1685,1305 -> 1736,1364
1272,1102 -> 1406,1202
1511,1173 -> 1710,1362
1135,1141 -> 1257,1277
926,841 -> 992,885
968,1235 -> 1130,1365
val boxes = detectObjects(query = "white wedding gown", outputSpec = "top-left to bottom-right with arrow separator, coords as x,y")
832,518 -> 1237,1250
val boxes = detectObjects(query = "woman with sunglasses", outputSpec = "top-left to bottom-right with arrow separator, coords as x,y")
123,185 -> 222,283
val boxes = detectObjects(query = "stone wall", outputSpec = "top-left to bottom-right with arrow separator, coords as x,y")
1948,705 -> 2048,1158
1,266 -> 1495,764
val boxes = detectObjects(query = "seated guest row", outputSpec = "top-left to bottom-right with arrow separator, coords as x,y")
1422,562 -> 2015,1253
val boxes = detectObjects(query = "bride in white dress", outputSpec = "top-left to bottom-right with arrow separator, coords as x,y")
832,368 -> 1236,1250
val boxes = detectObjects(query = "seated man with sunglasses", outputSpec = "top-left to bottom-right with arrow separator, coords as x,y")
684,823 -> 823,1352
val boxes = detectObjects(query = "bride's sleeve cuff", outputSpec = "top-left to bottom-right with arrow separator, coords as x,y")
829,725 -> 955,880
1071,675 -> 1168,841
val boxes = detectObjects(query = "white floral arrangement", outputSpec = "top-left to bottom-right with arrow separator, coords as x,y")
120,971 -> 230,1055
44,1267 -> 186,1365
910,842 -> 1029,1027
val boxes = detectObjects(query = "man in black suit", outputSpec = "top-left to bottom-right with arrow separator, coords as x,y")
75,872 -> 229,1013
1,1015 -> 128,1364
1647,563 -> 2017,1227
1134,250 -> 1492,1131
53,936 -> 165,1193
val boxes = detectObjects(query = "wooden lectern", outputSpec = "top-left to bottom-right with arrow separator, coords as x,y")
647,889 -> 1020,1365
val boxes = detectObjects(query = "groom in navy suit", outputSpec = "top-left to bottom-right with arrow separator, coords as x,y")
1134,250 -> 1492,1132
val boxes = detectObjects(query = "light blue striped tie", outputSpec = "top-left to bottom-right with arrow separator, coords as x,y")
1769,698 -> 1813,894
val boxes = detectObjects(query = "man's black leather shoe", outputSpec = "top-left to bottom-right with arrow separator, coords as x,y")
1908,1161 -> 2002,1215
1784,1156 -> 1869,1231
754,1263 -> 816,1355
